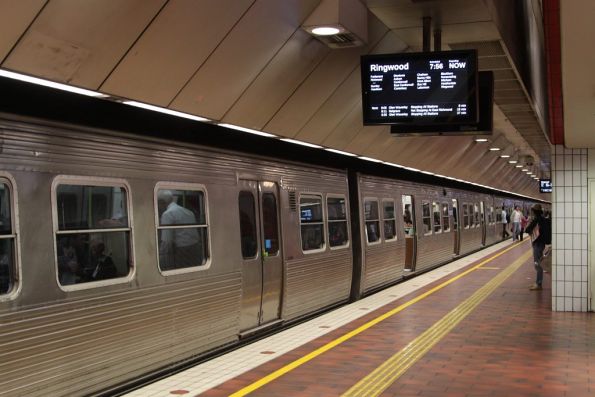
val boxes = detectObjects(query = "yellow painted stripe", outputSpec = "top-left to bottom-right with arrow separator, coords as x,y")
228,241 -> 526,397
477,266 -> 500,270
342,250 -> 532,397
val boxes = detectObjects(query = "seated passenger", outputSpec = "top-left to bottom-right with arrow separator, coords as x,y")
57,236 -> 82,285
84,239 -> 117,281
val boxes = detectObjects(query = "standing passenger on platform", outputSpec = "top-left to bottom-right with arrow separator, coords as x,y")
511,206 -> 522,241
525,204 -> 550,290
501,207 -> 510,239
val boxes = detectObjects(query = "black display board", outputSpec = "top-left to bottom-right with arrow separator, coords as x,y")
540,179 -> 552,193
361,50 -> 478,126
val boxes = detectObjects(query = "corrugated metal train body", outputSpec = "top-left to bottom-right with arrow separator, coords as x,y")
0,117 -> 535,396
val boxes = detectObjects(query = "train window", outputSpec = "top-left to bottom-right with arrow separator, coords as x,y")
496,207 -> 502,223
238,191 -> 257,259
488,206 -> 494,224
0,180 -> 16,295
402,196 -> 414,236
262,193 -> 279,256
156,187 -> 209,271
327,196 -> 349,248
364,199 -> 380,244
452,199 -> 458,231
442,203 -> 450,232
300,195 -> 324,251
422,202 -> 432,236
432,202 -> 442,233
463,204 -> 470,229
383,200 -> 397,241
55,181 -> 131,286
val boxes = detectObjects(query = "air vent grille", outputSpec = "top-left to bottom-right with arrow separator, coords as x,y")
288,191 -> 297,212
315,32 -> 364,49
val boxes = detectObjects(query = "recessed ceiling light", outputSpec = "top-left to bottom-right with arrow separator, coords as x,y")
489,147 -> 501,151
475,138 -> 489,142
311,27 -> 340,36
508,160 -> 518,164
522,168 -> 529,172
515,165 -> 523,168
500,154 -> 510,158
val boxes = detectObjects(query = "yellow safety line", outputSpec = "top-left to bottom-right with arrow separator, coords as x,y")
228,241 -> 527,397
477,266 -> 500,270
342,250 -> 532,397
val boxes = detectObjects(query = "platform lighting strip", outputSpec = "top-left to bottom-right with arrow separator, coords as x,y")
0,68 -> 542,201
122,100 -> 211,122
0,69 -> 108,98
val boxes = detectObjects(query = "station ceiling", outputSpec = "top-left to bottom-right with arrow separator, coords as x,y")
0,0 -> 558,198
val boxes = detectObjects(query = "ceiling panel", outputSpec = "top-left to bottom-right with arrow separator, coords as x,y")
3,0 -> 166,87
222,29 -> 329,130
0,0 -> 45,61
295,31 -> 408,142
264,12 -> 392,137
170,0 -> 320,120
101,0 -> 253,106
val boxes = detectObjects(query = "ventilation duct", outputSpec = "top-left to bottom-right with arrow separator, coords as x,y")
301,0 -> 368,49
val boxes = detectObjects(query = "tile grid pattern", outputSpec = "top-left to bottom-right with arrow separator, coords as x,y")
123,242 -> 512,397
551,145 -> 589,311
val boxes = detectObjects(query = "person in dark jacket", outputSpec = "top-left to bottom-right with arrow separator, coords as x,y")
524,204 -> 548,290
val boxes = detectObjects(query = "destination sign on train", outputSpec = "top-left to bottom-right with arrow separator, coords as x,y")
360,50 -> 478,126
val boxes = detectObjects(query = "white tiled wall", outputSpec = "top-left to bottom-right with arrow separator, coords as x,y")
551,146 -> 589,312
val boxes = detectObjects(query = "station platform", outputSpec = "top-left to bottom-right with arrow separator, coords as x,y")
124,240 -> 595,397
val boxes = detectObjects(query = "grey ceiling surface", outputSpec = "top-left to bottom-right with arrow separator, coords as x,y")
0,0 -> 552,198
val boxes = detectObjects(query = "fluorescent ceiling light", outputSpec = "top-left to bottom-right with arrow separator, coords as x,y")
522,168 -> 529,172
310,27 -> 340,36
420,170 -> 435,175
280,138 -> 322,148
325,148 -> 357,157
383,162 -> 404,168
489,147 -> 501,151
359,156 -> 383,163
515,165 -> 523,168
123,100 -> 210,122
0,68 -> 108,97
474,138 -> 489,142
500,154 -> 511,158
218,123 -> 276,138
508,160 -> 518,164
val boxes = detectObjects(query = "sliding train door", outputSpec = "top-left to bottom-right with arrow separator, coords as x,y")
452,199 -> 460,255
238,180 -> 283,332
402,195 -> 417,271
480,201 -> 487,246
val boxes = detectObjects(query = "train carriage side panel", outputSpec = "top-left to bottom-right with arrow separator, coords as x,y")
357,175 -> 406,293
277,168 -> 353,320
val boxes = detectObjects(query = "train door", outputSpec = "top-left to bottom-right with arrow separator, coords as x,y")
480,201 -> 486,246
452,199 -> 460,255
402,195 -> 417,271
238,180 -> 283,332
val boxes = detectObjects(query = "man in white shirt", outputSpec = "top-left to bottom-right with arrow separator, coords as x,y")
158,190 -> 202,269
511,205 -> 522,241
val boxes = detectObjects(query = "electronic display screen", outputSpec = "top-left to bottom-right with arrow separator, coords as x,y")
301,208 -> 313,222
361,50 -> 478,126
540,179 -> 552,193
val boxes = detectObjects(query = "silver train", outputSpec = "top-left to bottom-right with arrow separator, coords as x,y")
0,113 -> 541,396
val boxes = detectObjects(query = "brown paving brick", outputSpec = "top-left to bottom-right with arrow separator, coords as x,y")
201,243 -> 595,397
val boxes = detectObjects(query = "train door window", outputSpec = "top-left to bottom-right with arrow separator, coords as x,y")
300,195 -> 325,252
262,193 -> 279,256
488,206 -> 494,224
496,206 -> 502,223
238,191 -> 258,259
421,202 -> 432,235
0,179 -> 17,296
452,199 -> 458,230
54,179 -> 132,287
463,204 -> 470,229
432,202 -> 442,233
402,196 -> 414,236
327,196 -> 349,248
383,199 -> 397,241
364,199 -> 380,244
474,203 -> 480,227
442,203 -> 450,232
156,185 -> 210,272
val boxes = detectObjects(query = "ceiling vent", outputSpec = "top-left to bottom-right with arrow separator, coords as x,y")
302,0 -> 368,49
